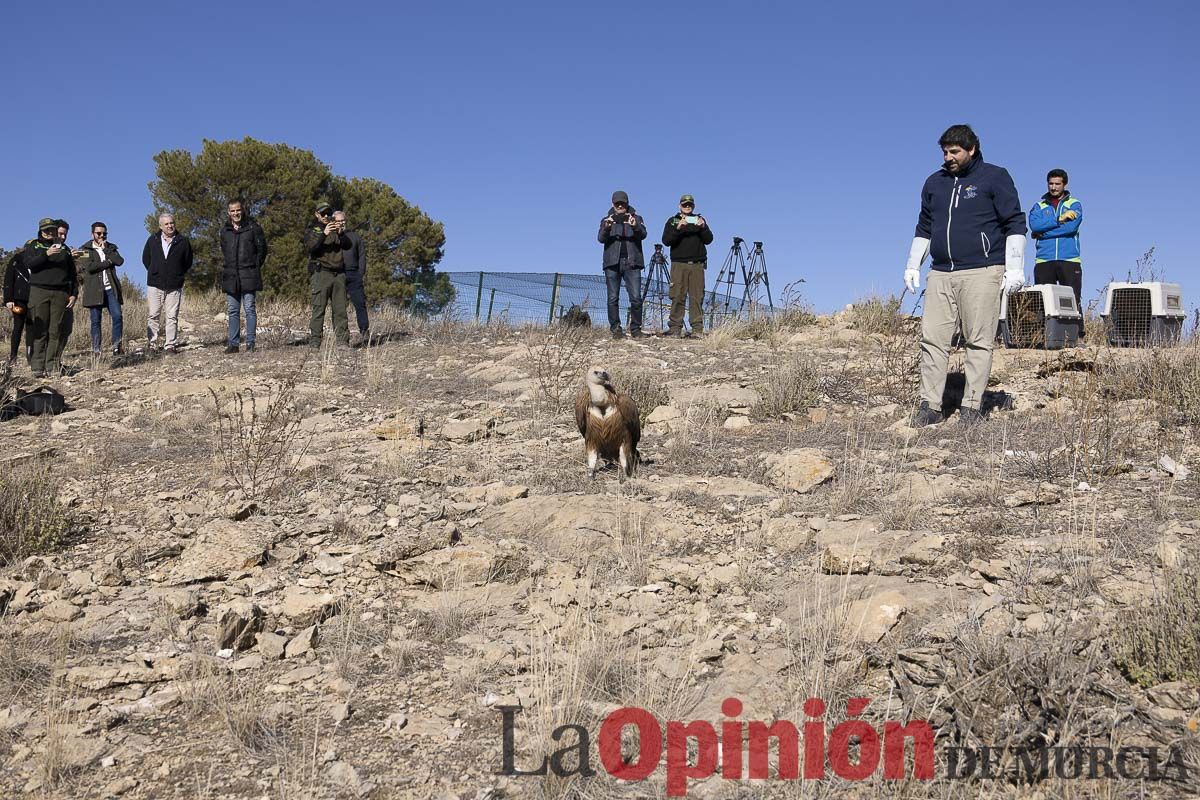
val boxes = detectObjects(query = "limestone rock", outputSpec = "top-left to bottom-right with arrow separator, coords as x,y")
168,518 -> 278,584
280,586 -> 338,626
760,449 -> 835,494
216,600 -> 265,652
842,590 -> 908,642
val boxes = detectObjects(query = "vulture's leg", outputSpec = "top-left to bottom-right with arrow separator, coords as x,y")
586,446 -> 599,479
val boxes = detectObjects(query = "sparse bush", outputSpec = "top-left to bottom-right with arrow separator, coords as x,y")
608,365 -> 670,424
1112,563 -> 1200,687
523,323 -> 593,409
754,356 -> 822,419
0,459 -> 72,565
209,371 -> 311,499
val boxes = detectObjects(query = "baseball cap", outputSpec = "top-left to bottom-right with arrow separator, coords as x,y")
611,190 -> 629,205
315,202 -> 333,215
679,194 -> 695,205
38,218 -> 58,231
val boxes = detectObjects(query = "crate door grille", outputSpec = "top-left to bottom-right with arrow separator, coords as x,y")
1111,288 -> 1152,343
1009,291 -> 1046,348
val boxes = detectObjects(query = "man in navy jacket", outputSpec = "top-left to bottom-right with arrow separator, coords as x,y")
903,124 -> 1026,426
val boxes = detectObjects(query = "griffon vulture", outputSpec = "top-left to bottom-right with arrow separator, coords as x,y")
574,367 -> 640,478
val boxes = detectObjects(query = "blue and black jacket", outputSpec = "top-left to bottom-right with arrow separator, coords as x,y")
914,156 -> 1026,272
1028,192 -> 1082,263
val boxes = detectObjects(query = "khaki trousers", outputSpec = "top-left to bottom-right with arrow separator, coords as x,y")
919,264 -> 1004,411
668,261 -> 706,333
28,286 -> 69,376
147,287 -> 182,347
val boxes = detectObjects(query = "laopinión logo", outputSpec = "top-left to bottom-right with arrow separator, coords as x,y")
497,697 -> 1189,797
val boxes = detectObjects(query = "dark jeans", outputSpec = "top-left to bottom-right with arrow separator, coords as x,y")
8,309 -> 31,362
226,291 -> 257,346
604,266 -> 643,332
345,270 -> 369,334
1034,259 -> 1084,336
89,288 -> 123,352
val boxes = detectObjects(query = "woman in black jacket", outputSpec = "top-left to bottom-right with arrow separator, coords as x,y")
76,222 -> 125,355
3,248 -> 32,364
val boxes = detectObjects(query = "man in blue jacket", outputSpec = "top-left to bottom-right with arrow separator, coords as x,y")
903,125 -> 1027,426
1028,169 -> 1083,337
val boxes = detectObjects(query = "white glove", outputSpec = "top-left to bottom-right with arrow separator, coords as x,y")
1003,234 -> 1026,292
904,237 -> 930,293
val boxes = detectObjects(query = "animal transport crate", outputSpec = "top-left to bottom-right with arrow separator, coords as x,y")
998,284 -> 1081,349
1100,282 -> 1184,346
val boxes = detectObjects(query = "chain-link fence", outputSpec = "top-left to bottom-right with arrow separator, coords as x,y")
443,270 -> 767,328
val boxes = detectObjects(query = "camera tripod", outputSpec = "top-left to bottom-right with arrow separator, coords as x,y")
644,244 -> 672,330
743,241 -> 775,312
708,237 -> 751,324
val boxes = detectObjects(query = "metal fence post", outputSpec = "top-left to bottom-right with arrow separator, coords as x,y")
474,271 -> 484,319
486,288 -> 496,323
548,273 -> 560,325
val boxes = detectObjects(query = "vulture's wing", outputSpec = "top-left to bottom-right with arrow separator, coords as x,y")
616,392 -> 641,447
573,386 -> 590,437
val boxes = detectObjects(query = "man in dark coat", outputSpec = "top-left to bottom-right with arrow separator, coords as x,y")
597,190 -> 646,339
661,194 -> 714,337
23,218 -> 78,377
219,200 -> 269,353
3,248 -> 32,366
141,213 -> 194,352
77,221 -> 125,355
334,210 -> 369,339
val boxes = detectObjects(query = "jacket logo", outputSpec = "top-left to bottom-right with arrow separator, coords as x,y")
963,185 -> 978,200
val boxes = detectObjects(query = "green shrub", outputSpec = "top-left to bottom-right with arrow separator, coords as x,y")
1112,564 -> 1200,687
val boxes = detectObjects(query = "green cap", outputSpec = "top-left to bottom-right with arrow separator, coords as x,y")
679,194 -> 695,205
38,218 -> 58,231
315,202 -> 333,215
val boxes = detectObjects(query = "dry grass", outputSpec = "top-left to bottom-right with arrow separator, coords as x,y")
754,356 -> 822,420
1112,561 -> 1200,687
0,458 -> 73,565
607,365 -> 670,424
523,323 -> 594,410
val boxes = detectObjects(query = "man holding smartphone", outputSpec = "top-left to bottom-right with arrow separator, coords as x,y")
597,190 -> 647,339
22,218 -> 78,377
662,194 -> 713,337
304,202 -> 350,348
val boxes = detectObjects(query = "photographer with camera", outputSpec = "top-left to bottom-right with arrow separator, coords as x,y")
304,202 -> 350,348
220,200 -> 269,354
662,194 -> 713,337
597,190 -> 647,339
21,218 -> 78,378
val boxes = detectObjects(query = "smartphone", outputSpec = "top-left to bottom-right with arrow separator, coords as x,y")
683,215 -> 701,225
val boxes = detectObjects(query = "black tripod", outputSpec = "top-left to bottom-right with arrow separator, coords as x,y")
644,244 -> 671,330
709,237 -> 750,325
742,241 -> 775,312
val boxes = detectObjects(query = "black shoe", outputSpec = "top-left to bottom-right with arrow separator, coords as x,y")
958,407 -> 986,426
911,401 -> 944,428
611,328 -> 624,340
629,329 -> 645,339
246,343 -> 256,353
225,344 -> 239,354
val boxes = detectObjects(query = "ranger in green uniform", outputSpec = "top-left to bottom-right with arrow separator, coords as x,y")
304,202 -> 349,348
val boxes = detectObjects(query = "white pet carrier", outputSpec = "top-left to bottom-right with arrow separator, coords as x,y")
1100,282 -> 1184,346
998,284 -> 1082,349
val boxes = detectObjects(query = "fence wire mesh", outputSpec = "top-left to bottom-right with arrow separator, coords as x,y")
443,270 -> 766,328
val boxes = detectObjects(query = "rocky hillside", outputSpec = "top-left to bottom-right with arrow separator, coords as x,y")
1,300 -> 1199,799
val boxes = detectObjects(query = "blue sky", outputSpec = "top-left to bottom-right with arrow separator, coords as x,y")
1,1 -> 1194,313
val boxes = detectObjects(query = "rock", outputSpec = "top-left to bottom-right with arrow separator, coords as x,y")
257,631 -> 288,660
820,542 -> 873,575
440,418 -> 492,442
760,449 -> 835,494
329,701 -> 352,725
62,664 -> 163,691
723,415 -> 751,431
285,626 -> 319,659
1148,682 -> 1200,711
277,665 -> 323,686
899,534 -> 946,566
461,482 -> 530,506
280,586 -> 338,626
393,545 -> 498,588
672,383 -> 761,411
216,600 -> 265,652
149,588 -> 204,619
95,562 -> 127,587
56,734 -> 110,771
312,554 -> 345,576
1003,482 -> 1062,508
646,405 -> 681,427
1159,455 -> 1190,481
1156,540 -> 1183,569
759,517 -> 812,553
842,591 -> 908,642
372,412 -> 422,440
327,761 -> 374,797
38,599 -> 83,622
168,518 -> 278,584
807,407 -> 829,425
